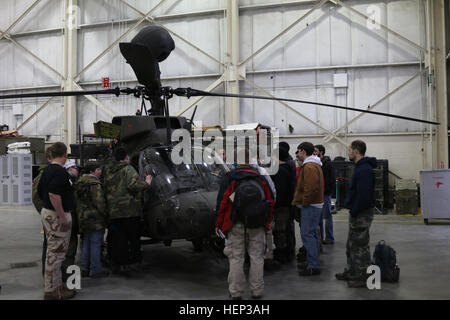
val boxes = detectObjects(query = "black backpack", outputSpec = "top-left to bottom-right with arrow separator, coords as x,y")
232,176 -> 270,229
372,240 -> 400,282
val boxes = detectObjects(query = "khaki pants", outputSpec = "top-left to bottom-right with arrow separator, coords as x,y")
41,208 -> 71,293
224,223 -> 265,297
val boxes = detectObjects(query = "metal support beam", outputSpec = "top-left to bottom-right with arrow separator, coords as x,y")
240,0 -> 328,66
119,0 -> 225,67
73,83 -> 116,118
75,0 -> 167,81
225,0 -> 241,125
432,0 -> 448,168
324,69 -> 428,142
331,0 -> 428,53
63,0 -> 78,148
175,76 -> 224,116
243,76 -> 349,147
17,97 -> 54,131
0,30 -> 64,79
0,0 -> 42,41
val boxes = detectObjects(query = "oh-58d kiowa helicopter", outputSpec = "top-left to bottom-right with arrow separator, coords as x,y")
0,26 -> 439,251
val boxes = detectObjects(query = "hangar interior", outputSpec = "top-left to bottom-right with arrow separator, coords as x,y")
0,0 -> 449,300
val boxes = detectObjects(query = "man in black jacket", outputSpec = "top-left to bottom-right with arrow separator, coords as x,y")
271,147 -> 296,263
335,140 -> 376,288
314,145 -> 336,245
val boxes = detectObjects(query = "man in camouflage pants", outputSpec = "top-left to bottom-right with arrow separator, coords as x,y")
336,140 -> 377,288
38,142 -> 75,300
103,147 -> 152,274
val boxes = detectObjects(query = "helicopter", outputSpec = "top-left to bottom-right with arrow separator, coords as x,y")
0,25 -> 439,251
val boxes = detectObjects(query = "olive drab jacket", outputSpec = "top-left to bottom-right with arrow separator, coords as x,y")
32,165 -> 47,214
74,174 -> 108,234
103,161 -> 149,220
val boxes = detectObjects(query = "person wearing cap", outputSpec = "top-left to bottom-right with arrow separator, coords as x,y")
270,147 -> 297,264
61,159 -> 80,282
64,161 -> 79,182
279,142 -> 297,178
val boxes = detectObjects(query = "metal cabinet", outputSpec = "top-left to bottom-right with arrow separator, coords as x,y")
0,154 -> 32,205
420,169 -> 450,224
0,155 -> 10,205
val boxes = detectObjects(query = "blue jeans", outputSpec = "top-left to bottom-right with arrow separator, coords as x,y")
300,206 -> 322,269
81,229 -> 105,275
319,195 -> 334,242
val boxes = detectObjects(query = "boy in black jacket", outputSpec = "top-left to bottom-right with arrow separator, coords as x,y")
336,140 -> 376,288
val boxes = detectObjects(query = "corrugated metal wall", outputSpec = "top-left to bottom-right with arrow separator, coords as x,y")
0,0 -> 433,180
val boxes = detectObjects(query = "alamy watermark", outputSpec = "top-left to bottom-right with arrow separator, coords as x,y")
66,265 -> 81,290
170,127 -> 280,175
366,265 -> 381,290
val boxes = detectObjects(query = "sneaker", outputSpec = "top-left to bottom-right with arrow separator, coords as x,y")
299,268 -> 321,276
91,270 -> 110,279
297,261 -> 308,270
322,240 -> 334,245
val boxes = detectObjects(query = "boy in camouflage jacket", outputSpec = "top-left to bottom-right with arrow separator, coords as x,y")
74,162 -> 109,278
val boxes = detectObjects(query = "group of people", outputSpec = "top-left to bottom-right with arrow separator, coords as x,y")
215,140 -> 376,299
33,142 -> 152,300
32,138 -> 376,300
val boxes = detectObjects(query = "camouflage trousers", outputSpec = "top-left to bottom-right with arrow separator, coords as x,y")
272,207 -> 296,261
41,209 -> 72,293
346,208 -> 374,277
224,223 -> 265,298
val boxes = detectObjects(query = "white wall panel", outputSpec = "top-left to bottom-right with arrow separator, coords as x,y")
348,2 -> 388,64
0,0 -> 433,181
0,35 -> 63,89
387,0 -> 424,62
11,0 -> 64,32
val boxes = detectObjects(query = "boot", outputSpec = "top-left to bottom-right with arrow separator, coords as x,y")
335,268 -> 352,281
347,272 -> 369,288
43,287 -> 75,300
60,286 -> 76,298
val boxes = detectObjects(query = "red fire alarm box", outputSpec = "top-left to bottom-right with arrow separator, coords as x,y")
102,77 -> 110,88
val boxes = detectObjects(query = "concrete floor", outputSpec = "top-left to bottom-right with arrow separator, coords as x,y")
0,205 -> 449,300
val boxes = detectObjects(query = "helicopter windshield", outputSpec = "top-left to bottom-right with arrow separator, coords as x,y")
138,146 -> 229,199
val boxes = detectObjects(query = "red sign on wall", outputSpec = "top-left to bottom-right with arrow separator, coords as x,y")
102,77 -> 110,88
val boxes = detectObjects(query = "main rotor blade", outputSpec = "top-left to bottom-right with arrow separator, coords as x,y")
0,88 -> 121,100
175,88 -> 439,126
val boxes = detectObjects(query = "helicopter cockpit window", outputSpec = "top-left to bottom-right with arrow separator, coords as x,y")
138,147 -> 229,199
194,147 -> 229,189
